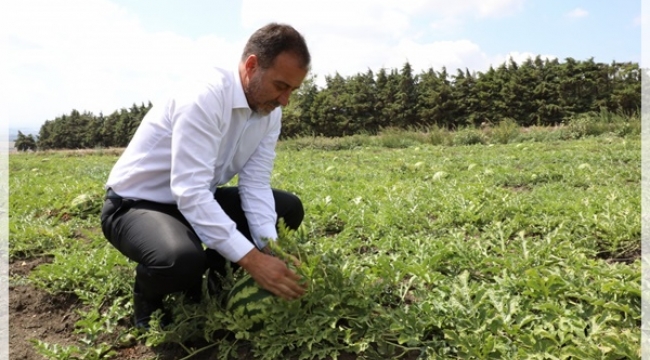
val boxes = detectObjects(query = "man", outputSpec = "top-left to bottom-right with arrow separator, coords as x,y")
100,23 -> 310,328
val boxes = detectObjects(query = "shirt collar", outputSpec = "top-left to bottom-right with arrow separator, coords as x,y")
232,68 -> 251,110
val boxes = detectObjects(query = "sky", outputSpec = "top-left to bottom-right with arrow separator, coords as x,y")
1,0 -> 644,131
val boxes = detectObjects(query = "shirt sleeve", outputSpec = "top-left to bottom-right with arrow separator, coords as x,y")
168,88 -> 254,263
237,112 -> 282,249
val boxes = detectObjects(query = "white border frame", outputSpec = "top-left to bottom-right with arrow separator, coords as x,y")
642,0 -> 649,359
1,109 -> 9,359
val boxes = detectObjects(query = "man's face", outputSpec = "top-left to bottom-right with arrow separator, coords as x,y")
244,52 -> 308,116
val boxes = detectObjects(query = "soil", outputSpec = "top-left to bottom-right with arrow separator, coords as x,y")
8,257 -> 366,360
8,257 -> 214,360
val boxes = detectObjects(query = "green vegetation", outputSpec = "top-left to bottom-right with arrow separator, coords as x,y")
9,124 -> 640,359
13,131 -> 37,151
20,57 -> 641,150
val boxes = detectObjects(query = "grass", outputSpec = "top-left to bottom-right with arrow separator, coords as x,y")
8,126 -> 641,359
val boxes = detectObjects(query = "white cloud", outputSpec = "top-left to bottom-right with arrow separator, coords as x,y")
241,0 -> 524,32
240,0 -> 525,83
3,0 -> 533,129
386,39 -> 490,73
2,0 -> 241,129
241,0 -> 414,40
565,8 -> 589,19
309,37 -> 493,78
429,17 -> 464,33
474,0 -> 525,18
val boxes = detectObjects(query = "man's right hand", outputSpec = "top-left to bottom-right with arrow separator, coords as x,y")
237,248 -> 306,301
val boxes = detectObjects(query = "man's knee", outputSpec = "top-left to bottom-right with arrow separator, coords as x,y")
288,193 -> 305,228
146,245 -> 206,278
176,247 -> 207,276
275,190 -> 304,230
135,245 -> 206,298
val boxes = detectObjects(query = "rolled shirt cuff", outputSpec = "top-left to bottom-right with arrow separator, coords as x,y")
250,223 -> 278,250
222,231 -> 256,263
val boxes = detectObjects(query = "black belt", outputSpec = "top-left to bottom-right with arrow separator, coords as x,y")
105,188 -> 123,200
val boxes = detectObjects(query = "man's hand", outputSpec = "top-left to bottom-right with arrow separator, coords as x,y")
261,244 -> 302,268
237,248 -> 306,301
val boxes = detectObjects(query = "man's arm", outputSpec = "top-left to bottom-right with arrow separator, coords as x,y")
236,112 -> 307,300
168,85 -> 255,263
237,112 -> 282,249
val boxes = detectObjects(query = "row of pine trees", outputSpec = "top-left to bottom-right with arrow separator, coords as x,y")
281,56 -> 640,138
17,56 -> 641,150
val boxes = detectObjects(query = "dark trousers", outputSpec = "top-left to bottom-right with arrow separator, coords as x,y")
100,187 -> 304,301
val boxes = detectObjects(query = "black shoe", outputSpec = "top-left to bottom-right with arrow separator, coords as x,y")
133,292 -> 171,329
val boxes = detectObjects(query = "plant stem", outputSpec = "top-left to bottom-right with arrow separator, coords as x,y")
177,341 -> 222,360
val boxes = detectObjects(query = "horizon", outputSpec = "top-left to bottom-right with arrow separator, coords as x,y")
3,0 -> 642,130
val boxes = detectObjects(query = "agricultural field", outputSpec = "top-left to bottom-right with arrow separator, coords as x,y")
8,132 -> 641,359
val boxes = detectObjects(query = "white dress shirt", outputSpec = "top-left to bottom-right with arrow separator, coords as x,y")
106,66 -> 281,263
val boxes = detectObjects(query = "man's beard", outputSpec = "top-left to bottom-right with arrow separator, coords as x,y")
245,73 -> 281,116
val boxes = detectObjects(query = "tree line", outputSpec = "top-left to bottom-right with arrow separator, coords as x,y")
27,103 -> 152,151
18,56 -> 641,150
281,56 -> 640,138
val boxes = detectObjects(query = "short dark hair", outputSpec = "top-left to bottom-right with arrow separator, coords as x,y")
242,23 -> 311,70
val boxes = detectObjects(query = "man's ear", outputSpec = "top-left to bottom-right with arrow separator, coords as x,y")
244,55 -> 258,75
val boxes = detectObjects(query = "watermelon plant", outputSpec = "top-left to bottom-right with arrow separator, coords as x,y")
226,273 -> 276,332
8,133 -> 641,359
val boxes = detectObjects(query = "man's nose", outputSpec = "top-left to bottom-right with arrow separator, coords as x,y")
277,90 -> 291,106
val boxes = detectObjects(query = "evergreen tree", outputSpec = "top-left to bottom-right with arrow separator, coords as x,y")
376,68 -> 402,129
281,75 -> 319,138
15,131 -> 37,151
453,68 -> 479,126
343,69 -> 378,134
473,66 -> 506,125
374,68 -> 391,130
395,62 -> 419,128
416,67 -> 458,128
530,57 -> 563,125
609,62 -> 641,113
433,67 -> 457,128
308,73 -> 348,137
37,120 -> 54,150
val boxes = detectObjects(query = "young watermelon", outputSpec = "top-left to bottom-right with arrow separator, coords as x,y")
226,273 -> 276,332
